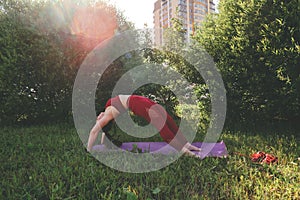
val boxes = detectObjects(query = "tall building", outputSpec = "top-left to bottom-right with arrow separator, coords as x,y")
153,0 -> 215,45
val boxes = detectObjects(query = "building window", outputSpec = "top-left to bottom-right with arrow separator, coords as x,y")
196,0 -> 206,4
195,9 -> 205,15
178,0 -> 186,5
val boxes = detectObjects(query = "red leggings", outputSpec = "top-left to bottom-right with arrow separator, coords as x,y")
128,95 -> 188,150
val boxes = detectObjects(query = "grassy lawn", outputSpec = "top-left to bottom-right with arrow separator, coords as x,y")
0,124 -> 299,199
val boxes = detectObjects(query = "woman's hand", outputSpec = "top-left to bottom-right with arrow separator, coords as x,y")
181,147 -> 201,158
184,143 -> 201,151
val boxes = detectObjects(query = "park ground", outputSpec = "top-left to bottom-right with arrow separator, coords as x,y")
1,123 -> 299,199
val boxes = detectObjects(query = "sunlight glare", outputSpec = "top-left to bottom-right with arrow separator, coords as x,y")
70,4 -> 117,41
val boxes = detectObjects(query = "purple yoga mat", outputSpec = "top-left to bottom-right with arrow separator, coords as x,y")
92,141 -> 228,158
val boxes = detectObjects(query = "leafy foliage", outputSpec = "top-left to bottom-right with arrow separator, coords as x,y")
141,18 -> 212,133
0,0 -> 131,125
195,0 -> 300,123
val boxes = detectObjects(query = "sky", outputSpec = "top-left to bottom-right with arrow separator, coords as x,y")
109,0 -> 157,28
109,0 -> 220,29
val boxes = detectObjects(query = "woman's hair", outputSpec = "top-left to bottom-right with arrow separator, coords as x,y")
102,120 -> 122,148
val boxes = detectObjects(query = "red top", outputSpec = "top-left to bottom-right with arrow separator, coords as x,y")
105,95 -> 157,119
105,96 -> 127,113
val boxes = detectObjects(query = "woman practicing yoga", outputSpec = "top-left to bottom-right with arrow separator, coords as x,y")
87,95 -> 200,156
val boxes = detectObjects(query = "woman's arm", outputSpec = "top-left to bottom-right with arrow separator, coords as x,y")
87,122 -> 101,152
87,111 -> 114,152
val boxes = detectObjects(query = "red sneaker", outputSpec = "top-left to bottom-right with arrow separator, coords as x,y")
251,151 -> 266,162
262,154 -> 278,164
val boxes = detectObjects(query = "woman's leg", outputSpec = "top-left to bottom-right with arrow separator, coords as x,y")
128,96 -> 199,153
148,104 -> 188,150
150,104 -> 201,152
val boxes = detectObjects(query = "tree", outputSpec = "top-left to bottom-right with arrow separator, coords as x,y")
140,17 -> 212,133
0,0 -> 132,125
195,0 -> 300,123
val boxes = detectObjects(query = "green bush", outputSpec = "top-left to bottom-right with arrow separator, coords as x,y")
0,0 -> 72,124
195,0 -> 300,124
0,0 -> 131,125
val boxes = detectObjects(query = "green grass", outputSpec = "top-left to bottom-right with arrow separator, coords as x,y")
0,124 -> 299,199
